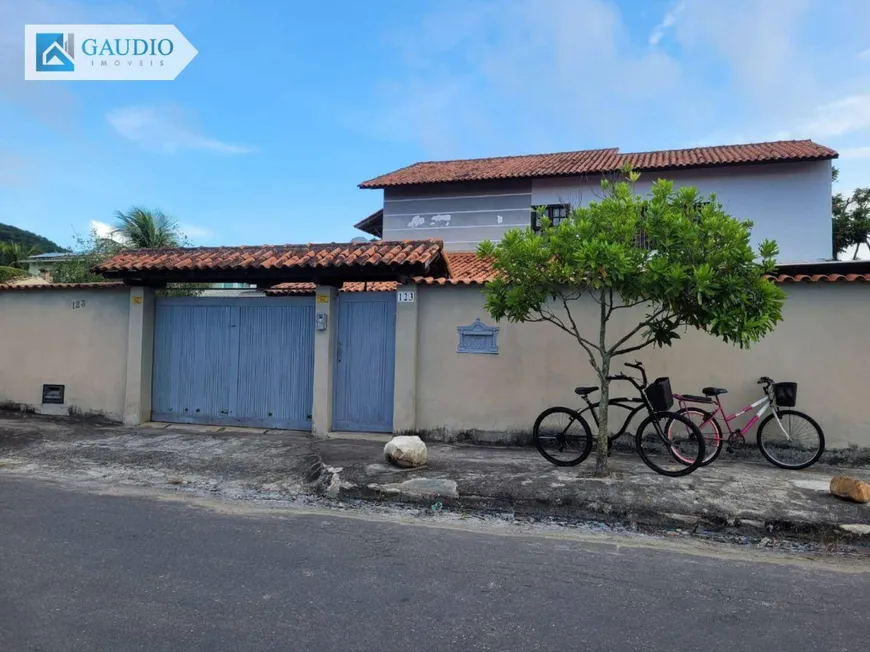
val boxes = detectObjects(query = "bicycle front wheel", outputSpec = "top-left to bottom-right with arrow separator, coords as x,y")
636,412 -> 706,477
533,407 -> 593,466
671,408 -> 723,466
757,410 -> 825,470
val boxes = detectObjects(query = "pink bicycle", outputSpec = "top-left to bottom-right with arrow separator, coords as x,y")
670,377 -> 825,470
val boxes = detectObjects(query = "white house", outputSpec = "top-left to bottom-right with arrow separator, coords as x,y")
357,140 -> 838,263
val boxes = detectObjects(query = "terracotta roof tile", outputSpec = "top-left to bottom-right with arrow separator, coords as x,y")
94,240 -> 443,275
359,140 -> 837,188
0,282 -> 126,292
265,281 -> 399,296
266,259 -> 870,293
413,252 -> 499,285
621,141 -> 837,171
263,282 -> 316,295
342,281 -> 398,292
771,273 -> 870,283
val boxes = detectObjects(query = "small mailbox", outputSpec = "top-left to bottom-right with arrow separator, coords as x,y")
42,384 -> 65,404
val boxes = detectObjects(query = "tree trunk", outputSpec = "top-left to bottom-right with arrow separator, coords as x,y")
594,354 -> 611,476
594,288 -> 610,476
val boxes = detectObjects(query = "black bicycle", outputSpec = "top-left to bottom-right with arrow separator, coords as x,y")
532,361 -> 706,477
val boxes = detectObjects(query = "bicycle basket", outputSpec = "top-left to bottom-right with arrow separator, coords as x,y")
773,382 -> 797,407
645,377 -> 674,412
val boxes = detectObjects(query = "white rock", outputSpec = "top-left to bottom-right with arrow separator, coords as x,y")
384,436 -> 428,468
840,524 -> 870,535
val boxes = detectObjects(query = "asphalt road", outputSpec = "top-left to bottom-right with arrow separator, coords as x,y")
0,478 -> 867,652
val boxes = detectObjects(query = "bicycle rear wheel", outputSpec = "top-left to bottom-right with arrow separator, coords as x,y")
533,407 -> 593,466
671,408 -> 723,466
757,410 -> 825,470
635,412 -> 705,477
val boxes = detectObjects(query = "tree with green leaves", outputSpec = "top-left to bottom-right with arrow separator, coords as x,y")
0,266 -> 29,283
478,168 -> 785,475
48,206 -> 182,282
113,206 -> 182,249
53,226 -> 205,297
51,231 -> 122,284
832,168 -> 870,260
0,241 -> 38,269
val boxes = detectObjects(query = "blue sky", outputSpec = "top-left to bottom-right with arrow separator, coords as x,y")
1,0 -> 869,249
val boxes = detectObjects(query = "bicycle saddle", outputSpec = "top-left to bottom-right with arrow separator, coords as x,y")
574,386 -> 599,396
702,387 -> 728,396
681,394 -> 713,403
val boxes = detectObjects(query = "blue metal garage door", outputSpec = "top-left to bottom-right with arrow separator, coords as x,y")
332,292 -> 396,433
152,297 -> 315,430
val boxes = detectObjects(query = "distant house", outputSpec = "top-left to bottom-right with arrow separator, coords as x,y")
20,252 -> 80,281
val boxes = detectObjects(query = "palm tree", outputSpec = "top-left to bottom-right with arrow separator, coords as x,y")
113,207 -> 182,249
0,241 -> 38,269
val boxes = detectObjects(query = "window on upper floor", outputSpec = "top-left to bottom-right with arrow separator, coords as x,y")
531,204 -> 570,231
637,205 -> 651,251
635,199 -> 710,251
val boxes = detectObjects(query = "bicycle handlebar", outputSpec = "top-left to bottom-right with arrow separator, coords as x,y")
624,360 -> 648,385
608,368 -> 646,392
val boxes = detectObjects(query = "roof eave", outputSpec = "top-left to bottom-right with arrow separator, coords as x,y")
358,154 -> 840,189
96,262 -> 446,286
353,209 -> 383,237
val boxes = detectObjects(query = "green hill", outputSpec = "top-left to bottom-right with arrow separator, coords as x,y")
0,223 -> 65,253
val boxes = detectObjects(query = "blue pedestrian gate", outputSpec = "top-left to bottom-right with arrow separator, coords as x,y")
333,292 -> 396,432
152,297 -> 315,430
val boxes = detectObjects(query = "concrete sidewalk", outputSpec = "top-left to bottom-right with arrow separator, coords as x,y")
316,438 -> 870,541
0,412 -> 868,544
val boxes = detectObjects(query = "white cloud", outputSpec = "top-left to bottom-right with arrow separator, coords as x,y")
797,95 -> 870,139
673,0 -> 815,115
649,2 -> 684,46
838,146 -> 870,159
359,0 -> 682,157
106,104 -> 253,155
90,219 -> 216,244
89,220 -> 126,243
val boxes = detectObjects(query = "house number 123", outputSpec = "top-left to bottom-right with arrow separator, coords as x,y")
71,299 -> 86,310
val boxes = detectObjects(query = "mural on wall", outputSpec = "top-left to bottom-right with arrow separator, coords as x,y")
457,318 -> 499,354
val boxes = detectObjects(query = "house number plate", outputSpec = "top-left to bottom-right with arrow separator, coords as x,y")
397,290 -> 416,303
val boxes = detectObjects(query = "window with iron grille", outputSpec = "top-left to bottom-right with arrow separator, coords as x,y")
635,227 -> 651,250
531,204 -> 570,231
636,206 -> 652,250
635,200 -> 709,251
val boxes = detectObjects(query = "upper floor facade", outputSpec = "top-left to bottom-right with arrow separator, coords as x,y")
356,140 -> 838,263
